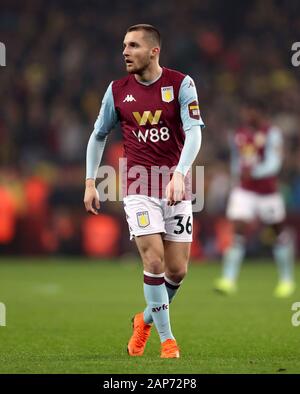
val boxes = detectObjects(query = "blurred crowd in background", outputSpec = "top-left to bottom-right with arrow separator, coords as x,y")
0,0 -> 300,259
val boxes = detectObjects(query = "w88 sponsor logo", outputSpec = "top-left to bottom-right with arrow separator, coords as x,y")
132,127 -> 170,143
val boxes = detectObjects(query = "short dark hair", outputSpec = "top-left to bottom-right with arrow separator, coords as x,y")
126,24 -> 161,47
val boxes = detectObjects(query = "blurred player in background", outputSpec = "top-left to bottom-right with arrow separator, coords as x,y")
214,98 -> 295,298
84,24 -> 204,357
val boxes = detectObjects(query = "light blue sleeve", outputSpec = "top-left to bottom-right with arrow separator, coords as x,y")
178,75 -> 205,131
86,82 -> 118,179
175,125 -> 202,176
93,82 -> 118,140
251,127 -> 283,179
86,135 -> 107,179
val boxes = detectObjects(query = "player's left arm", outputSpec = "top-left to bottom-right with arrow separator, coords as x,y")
251,126 -> 283,179
166,76 -> 204,204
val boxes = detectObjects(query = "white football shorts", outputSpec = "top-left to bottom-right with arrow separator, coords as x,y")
226,187 -> 286,224
123,195 -> 193,242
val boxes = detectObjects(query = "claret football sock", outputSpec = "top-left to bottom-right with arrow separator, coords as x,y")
143,275 -> 182,324
143,271 -> 175,343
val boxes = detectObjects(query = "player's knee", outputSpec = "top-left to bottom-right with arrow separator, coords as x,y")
166,266 -> 188,283
142,252 -> 164,274
233,220 -> 247,236
144,259 -> 164,274
274,226 -> 294,246
271,222 -> 285,237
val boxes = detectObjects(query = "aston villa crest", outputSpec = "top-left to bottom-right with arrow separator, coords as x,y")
136,211 -> 150,228
161,86 -> 174,103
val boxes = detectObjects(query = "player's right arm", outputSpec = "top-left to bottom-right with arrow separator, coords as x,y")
251,126 -> 283,178
84,82 -> 118,215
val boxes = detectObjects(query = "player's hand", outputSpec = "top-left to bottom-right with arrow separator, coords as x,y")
166,171 -> 185,206
84,180 -> 100,215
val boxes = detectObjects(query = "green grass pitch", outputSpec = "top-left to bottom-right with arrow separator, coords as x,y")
0,258 -> 299,374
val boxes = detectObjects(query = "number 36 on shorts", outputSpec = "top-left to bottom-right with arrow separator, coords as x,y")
123,196 -> 193,242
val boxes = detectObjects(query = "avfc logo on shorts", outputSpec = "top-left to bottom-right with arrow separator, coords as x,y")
188,100 -> 200,120
137,211 -> 150,228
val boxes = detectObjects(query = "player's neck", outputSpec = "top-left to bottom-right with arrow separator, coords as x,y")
249,119 -> 266,130
134,64 -> 162,84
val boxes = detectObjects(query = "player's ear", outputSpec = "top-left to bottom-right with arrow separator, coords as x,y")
151,47 -> 160,57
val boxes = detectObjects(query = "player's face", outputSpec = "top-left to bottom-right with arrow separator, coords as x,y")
123,31 -> 156,74
240,106 -> 260,127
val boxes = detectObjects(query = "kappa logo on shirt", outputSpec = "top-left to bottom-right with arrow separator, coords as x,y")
123,94 -> 136,102
188,79 -> 195,88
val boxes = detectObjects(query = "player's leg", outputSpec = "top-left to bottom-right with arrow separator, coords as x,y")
214,220 -> 247,294
141,241 -> 190,359
148,200 -> 192,358
124,195 -> 176,356
163,198 -> 193,305
164,240 -> 190,302
272,223 -> 295,297
129,235 -> 175,356
135,234 -> 177,351
124,196 -> 163,356
214,188 -> 254,294
258,193 -> 295,297
144,240 -> 190,325
160,240 -> 189,359
140,243 -> 189,358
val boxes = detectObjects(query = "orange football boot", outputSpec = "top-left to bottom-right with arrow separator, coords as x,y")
160,339 -> 180,358
127,312 -> 152,356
